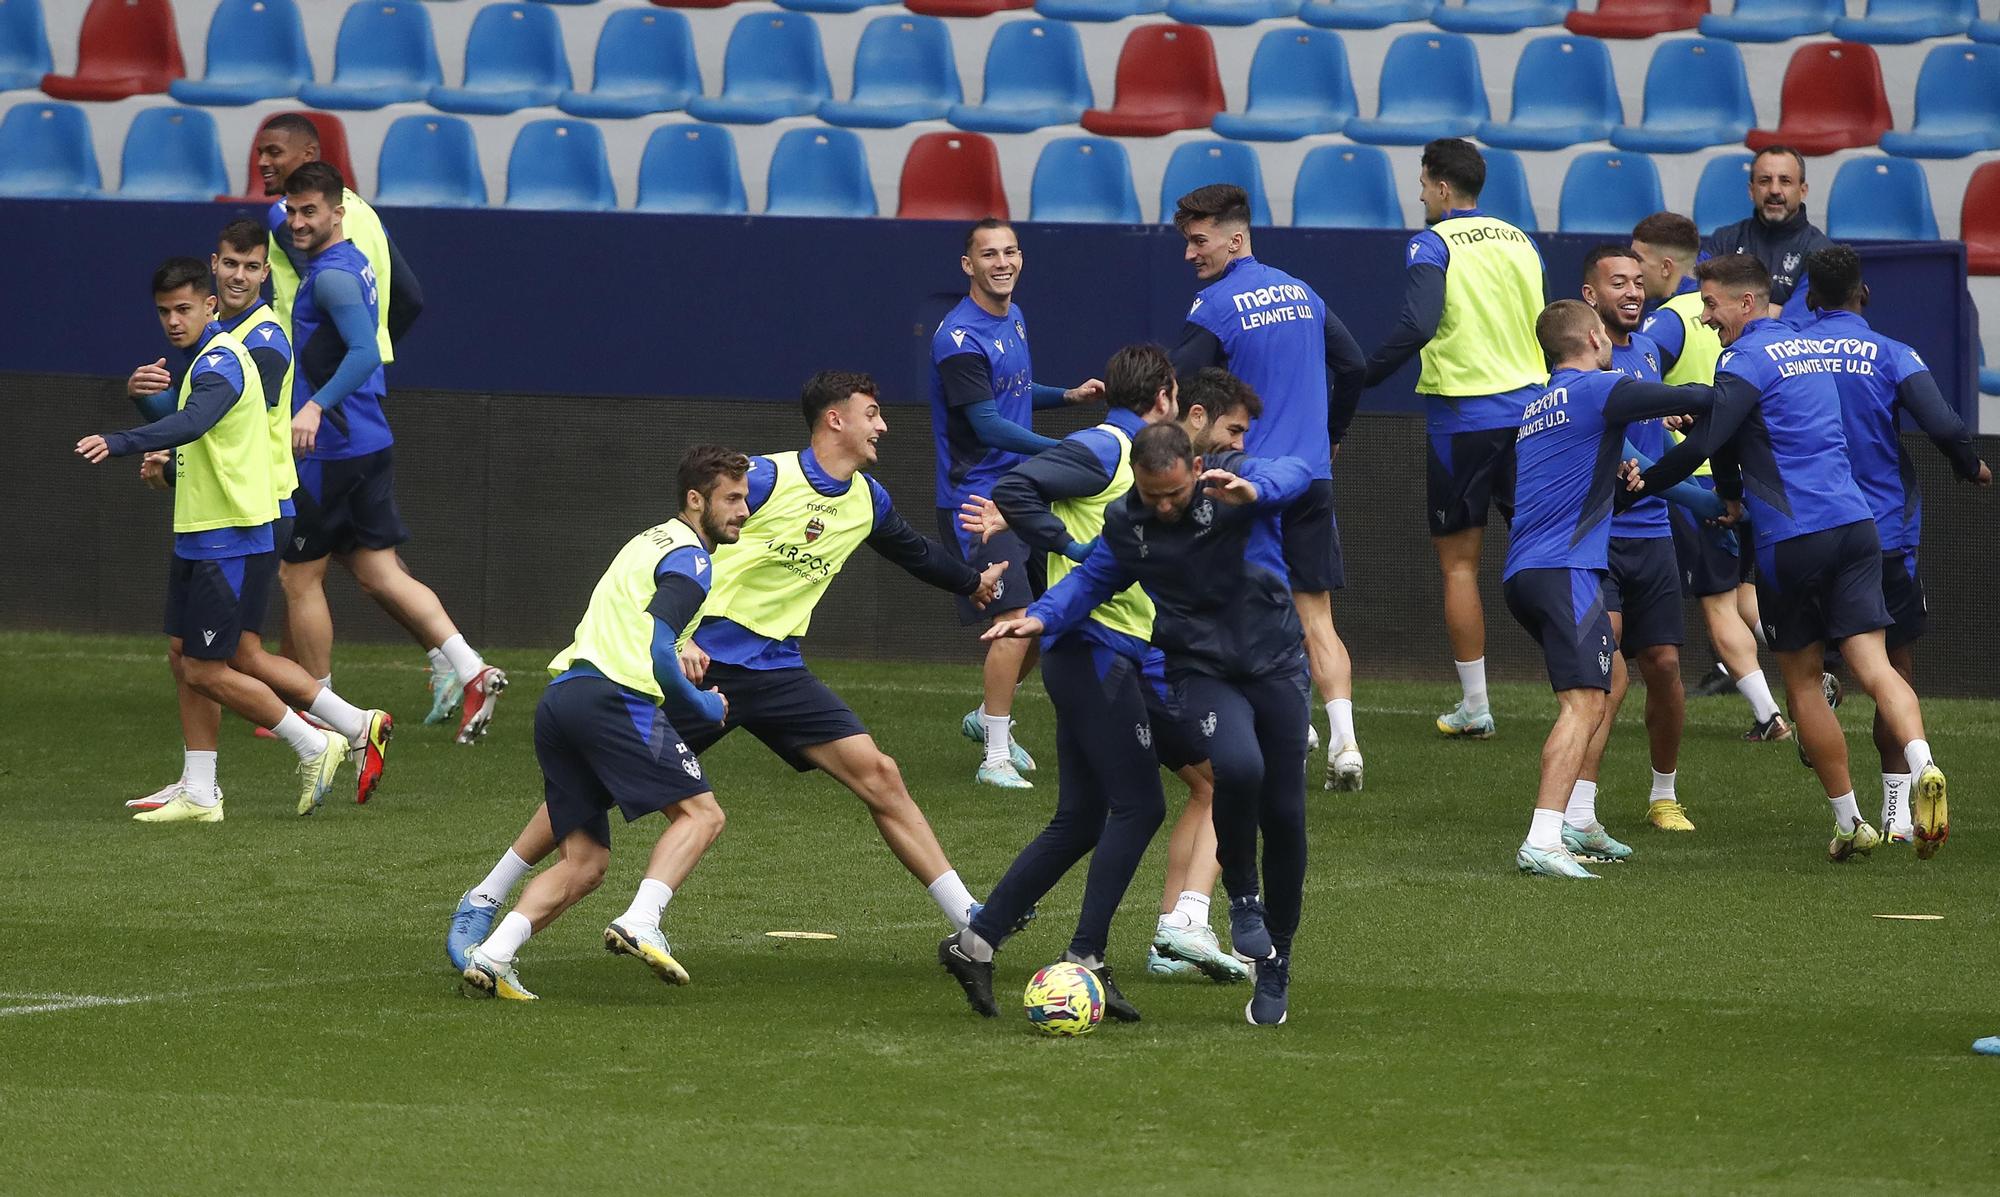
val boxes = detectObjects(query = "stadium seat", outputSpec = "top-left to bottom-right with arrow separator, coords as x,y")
1477,145 -> 1538,231
947,19 -> 1091,134
898,131 -> 1007,220
558,8 -> 700,118
0,101 -> 99,197
635,122 -> 746,213
298,2 -> 441,110
776,0 -> 894,12
1476,35 -> 1619,151
1300,0 -> 1431,28
1690,151 -> 1752,230
907,0 -> 1033,13
1877,44 -> 2000,159
505,118 -> 615,210
169,0 -> 311,106
116,106 -> 227,200
429,3 -> 571,115
1564,0 -> 1706,38
1981,341 -> 2000,395
1974,18 -> 2000,41
1080,25 -> 1224,138
1962,162 -> 2000,273
1558,150 -> 1663,234
1825,156 -> 1937,240
1345,33 -> 1486,145
1290,144 -> 1401,228
1699,0 -> 1837,41
1211,28 -> 1356,142
686,13 -> 831,124
0,0 -> 53,92
650,0 -> 741,7
1159,141 -> 1272,224
1611,38 -> 1754,153
375,114 -> 486,207
819,14 -> 961,128
1165,0 -> 1303,24
1432,0 -> 1572,34
1035,0 -> 1166,18
219,110 -> 356,201
1831,0 -> 1973,43
765,127 -> 876,217
1029,135 -> 1140,222
40,0 -> 185,101
1745,43 -> 1891,157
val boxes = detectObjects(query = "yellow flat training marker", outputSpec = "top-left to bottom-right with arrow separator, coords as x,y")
765,931 -> 839,940
1872,914 -> 1944,921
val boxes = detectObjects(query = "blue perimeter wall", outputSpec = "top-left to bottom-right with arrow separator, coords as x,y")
1,199 -> 1979,426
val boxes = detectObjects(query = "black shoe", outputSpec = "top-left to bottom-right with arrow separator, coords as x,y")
1228,895 -> 1274,960
1094,964 -> 1141,1022
939,934 -> 997,1018
1246,953 -> 1290,1026
1693,663 -> 1735,697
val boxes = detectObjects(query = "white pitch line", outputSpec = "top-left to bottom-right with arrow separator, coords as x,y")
0,971 -> 417,1020
0,993 -> 151,1018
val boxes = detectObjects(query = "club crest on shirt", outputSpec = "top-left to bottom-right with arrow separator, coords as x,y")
1645,352 -> 1659,373
1783,252 -> 1801,275
1192,501 -> 1213,529
682,755 -> 702,779
804,517 -> 824,543
1199,712 -> 1217,738
1015,321 -> 1025,341
1135,723 -> 1152,749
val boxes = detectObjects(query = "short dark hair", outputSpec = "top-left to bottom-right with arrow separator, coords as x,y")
1752,145 -> 1807,182
1804,244 -> 1864,310
677,444 -> 752,507
260,113 -> 320,146
963,218 -> 1012,255
284,160 -> 345,206
1631,211 -> 1699,259
1535,298 -> 1602,364
1421,138 -> 1485,199
1694,253 -> 1772,300
1581,242 -> 1640,285
1130,421 -> 1194,475
151,256 -> 213,298
800,369 -> 877,429
1178,366 -> 1262,423
1104,344 -> 1174,415
1172,184 -> 1252,233
218,217 -> 268,257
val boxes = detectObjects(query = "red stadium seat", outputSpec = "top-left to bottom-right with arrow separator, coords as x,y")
898,131 -> 1008,219
40,0 -> 185,101
217,111 -> 359,204
1564,0 -> 1707,37
907,0 -> 1034,13
1745,42 -> 1891,156
1963,162 -> 2000,274
1080,24 -> 1224,138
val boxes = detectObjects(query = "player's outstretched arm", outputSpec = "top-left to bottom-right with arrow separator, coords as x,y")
1621,439 -> 1725,520
1031,379 -> 1103,409
1208,451 -> 1312,509
939,352 -> 1060,454
863,479 -> 984,596
991,435 -> 1118,560
1895,370 -> 1985,482
126,357 -> 175,421
79,365 -> 245,462
1019,547 -> 1131,642
1630,375 -> 1756,499
1361,242 -> 1446,387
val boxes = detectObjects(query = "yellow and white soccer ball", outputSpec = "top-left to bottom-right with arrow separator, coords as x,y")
1022,961 -> 1104,1036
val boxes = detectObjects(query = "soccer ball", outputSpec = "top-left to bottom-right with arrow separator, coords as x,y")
1022,962 -> 1104,1036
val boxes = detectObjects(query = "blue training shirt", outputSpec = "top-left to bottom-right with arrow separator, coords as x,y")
292,240 -> 391,461
1183,256 -> 1335,478
1609,333 -> 1670,540
1810,309 -> 1947,554
928,296 -> 1041,509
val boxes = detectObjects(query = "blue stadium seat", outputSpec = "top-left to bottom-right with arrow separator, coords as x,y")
299,2 -> 442,110
636,122 -> 747,214
376,114 -> 486,207
1558,151 -> 1663,234
1691,152 -> 1752,231
1158,141 -> 1272,225
1611,38 -> 1753,153
169,0 -> 312,106
1832,0 -> 1973,43
0,101 -> 99,197
1290,144 -> 1401,228
765,127 -> 876,217
1974,18 -> 2000,41
1165,0 -> 1303,23
1698,0 -> 1837,42
0,0 -> 53,92
1826,157 -> 1938,240
1211,28 -> 1356,142
1345,33 -> 1486,145
1878,44 -> 2000,159
505,118 -> 615,210
117,106 -> 227,200
1034,0 -> 1166,18
819,14 -> 961,128
776,0 -> 897,11
1300,0 -> 1432,28
558,8 -> 701,118
947,19 -> 1091,134
1476,35 -> 1618,151
1029,136 -> 1141,222
1477,145 -> 1537,231
1432,0 -> 1572,34
1981,341 -> 2000,396
686,13 -> 830,124
430,3 -> 571,115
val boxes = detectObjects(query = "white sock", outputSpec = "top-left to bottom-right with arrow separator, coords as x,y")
182,750 -> 219,805
928,870 -> 976,932
1736,670 -> 1780,722
1881,772 -> 1912,831
1157,909 -> 1194,930
1649,769 -> 1678,803
307,687 -> 369,743
1828,790 -> 1863,832
270,711 -> 328,761
470,849 -> 532,908
480,911 -> 533,965
617,878 -> 674,932
1903,739 -> 1934,777
1527,807 -> 1564,850
426,647 -> 449,674
316,674 -> 332,693
1564,779 -> 1599,830
1455,658 -> 1488,711
439,633 -> 485,686
1173,889 -> 1211,926
1327,698 -> 1356,749
981,712 -> 1011,769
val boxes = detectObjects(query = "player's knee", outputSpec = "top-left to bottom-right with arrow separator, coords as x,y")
686,795 -> 726,839
573,855 -> 610,893
866,753 -> 906,800
1638,647 -> 1680,688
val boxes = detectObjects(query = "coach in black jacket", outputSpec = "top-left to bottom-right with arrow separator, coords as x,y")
1700,145 -> 1833,307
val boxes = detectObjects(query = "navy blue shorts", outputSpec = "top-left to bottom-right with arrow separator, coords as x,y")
164,550 -> 277,660
1426,427 -> 1515,537
251,515 -> 292,635
681,661 -> 869,772
1144,673 -> 1209,771
1668,490 -> 1741,597
1881,549 -> 1926,651
1753,520 -> 1890,653
1605,536 -> 1684,653
937,507 -> 1035,623
285,447 -> 410,563
535,674 -> 711,848
1504,567 -> 1616,693
1281,479 -> 1345,593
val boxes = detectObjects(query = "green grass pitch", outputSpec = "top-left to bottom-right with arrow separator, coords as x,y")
3,630 -> 1997,1194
